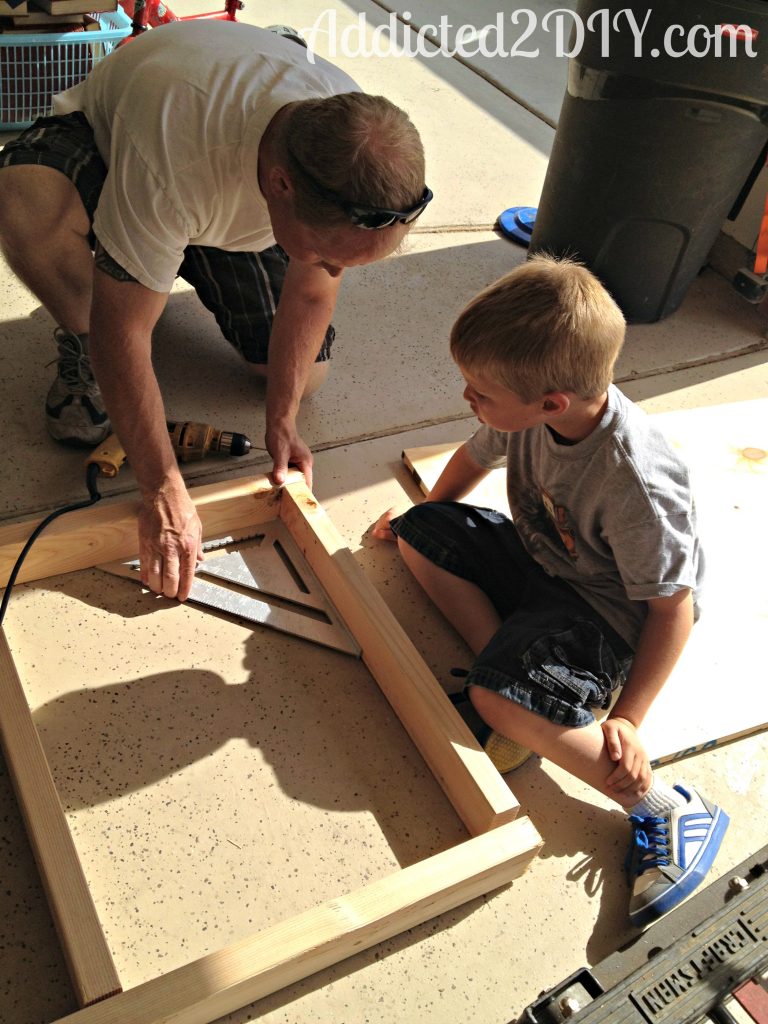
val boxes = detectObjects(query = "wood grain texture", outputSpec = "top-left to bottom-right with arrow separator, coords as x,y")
1,471 -> 542,1024
279,481 -> 520,837
0,471 -> 300,586
52,817 -> 541,1024
0,630 -> 121,1007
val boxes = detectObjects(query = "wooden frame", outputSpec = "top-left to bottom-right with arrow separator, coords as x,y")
0,472 -> 542,1024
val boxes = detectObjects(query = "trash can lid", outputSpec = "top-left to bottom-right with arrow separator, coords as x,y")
497,206 -> 537,246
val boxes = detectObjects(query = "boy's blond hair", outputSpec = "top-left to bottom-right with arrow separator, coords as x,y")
450,255 -> 626,402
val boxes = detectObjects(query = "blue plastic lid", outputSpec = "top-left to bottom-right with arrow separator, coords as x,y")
497,206 -> 537,246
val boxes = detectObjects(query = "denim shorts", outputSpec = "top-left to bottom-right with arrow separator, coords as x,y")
391,501 -> 634,728
0,111 -> 333,364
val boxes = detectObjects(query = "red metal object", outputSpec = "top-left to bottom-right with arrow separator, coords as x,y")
755,188 -> 768,277
734,978 -> 768,1024
178,0 -> 241,20
119,0 -> 241,37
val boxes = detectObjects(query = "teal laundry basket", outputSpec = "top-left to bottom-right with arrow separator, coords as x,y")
0,7 -> 131,131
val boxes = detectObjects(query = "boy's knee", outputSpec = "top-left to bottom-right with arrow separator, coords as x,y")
395,532 -> 417,562
468,682 -> 497,719
392,503 -> 455,565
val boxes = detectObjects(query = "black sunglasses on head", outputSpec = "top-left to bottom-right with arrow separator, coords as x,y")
342,186 -> 433,229
287,145 -> 433,229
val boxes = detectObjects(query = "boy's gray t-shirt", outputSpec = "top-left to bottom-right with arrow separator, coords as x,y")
465,385 -> 704,649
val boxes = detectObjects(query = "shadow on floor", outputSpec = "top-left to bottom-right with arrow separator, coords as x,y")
511,759 -> 639,964
27,568 -> 467,871
1,235 -> 763,522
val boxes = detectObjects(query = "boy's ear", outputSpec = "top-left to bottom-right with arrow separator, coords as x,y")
541,392 -> 570,416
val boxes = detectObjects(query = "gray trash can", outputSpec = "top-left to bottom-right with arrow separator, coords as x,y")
529,0 -> 768,322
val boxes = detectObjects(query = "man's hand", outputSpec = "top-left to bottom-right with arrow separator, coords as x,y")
601,716 -> 652,804
138,480 -> 204,601
266,418 -> 313,490
89,262 -> 204,602
372,507 -> 403,542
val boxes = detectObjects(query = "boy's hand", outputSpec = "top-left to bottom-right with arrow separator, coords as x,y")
601,716 -> 652,803
371,507 -> 403,542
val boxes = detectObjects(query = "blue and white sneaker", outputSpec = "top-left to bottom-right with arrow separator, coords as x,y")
626,783 -> 729,927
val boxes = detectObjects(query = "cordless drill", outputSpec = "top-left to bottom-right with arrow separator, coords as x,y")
167,420 -> 251,461
87,420 -> 252,478
1,421 -> 251,628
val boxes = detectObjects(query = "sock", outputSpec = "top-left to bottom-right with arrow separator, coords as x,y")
629,778 -> 688,818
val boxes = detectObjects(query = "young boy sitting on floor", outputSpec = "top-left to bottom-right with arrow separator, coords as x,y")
373,255 -> 728,926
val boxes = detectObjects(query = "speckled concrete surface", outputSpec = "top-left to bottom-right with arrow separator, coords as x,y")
1,234 -> 764,522
362,0 -> 571,126
1,2 -> 766,523
1,1 -> 767,1022
2,424 -> 766,1024
5,568 -> 467,992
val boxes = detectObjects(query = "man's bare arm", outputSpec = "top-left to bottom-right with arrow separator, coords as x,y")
265,259 -> 342,489
88,259 -> 203,601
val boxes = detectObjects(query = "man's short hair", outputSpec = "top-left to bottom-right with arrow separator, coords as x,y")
449,255 -> 626,402
282,93 -> 425,228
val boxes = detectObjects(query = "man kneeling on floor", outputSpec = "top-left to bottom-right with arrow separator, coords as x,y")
0,20 -> 431,602
374,255 -> 728,926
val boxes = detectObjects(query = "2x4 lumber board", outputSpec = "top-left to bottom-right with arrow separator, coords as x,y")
0,471 -> 299,587
402,443 -> 458,497
279,481 -> 519,837
0,630 -> 121,1007
53,817 -> 542,1024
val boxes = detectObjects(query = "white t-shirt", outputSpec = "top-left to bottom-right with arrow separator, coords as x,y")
54,21 -> 359,291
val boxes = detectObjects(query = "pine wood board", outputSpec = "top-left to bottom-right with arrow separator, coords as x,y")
0,473 -> 284,589
0,631 -> 121,1007
0,473 -> 542,1023
50,817 -> 540,1024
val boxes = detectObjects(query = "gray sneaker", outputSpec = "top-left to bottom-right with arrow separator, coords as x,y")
45,328 -> 111,446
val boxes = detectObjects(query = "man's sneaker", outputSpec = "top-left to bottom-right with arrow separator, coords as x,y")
45,328 -> 111,447
626,783 -> 729,927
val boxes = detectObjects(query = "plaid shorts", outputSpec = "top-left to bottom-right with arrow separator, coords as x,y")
0,111 -> 334,363
391,501 -> 635,728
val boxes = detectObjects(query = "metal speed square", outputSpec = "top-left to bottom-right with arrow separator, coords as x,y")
99,520 -> 361,656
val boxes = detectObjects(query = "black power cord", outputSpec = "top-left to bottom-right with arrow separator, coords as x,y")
0,463 -> 103,629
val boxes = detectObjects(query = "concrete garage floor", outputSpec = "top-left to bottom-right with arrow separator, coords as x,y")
1,3 -> 767,1023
